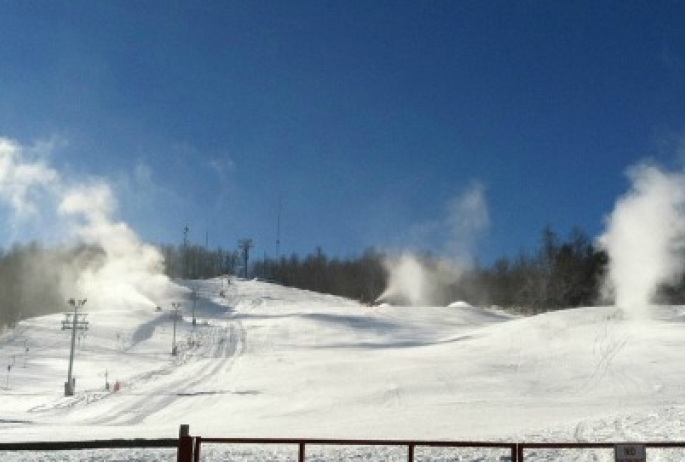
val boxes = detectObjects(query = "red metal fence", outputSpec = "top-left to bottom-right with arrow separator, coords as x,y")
2,425 -> 685,461
178,425 -> 685,462
517,441 -> 685,461
188,436 -> 516,462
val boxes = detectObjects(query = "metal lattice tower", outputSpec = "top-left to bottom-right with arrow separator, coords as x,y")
62,298 -> 89,396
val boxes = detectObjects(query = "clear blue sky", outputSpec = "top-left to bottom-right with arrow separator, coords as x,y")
1,1 -> 684,263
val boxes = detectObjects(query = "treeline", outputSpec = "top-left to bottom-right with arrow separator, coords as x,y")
158,242 -> 386,303
253,247 -> 386,304
7,226 -> 685,328
474,227 -> 685,310
158,243 -> 241,280
0,242 -> 104,328
159,228 -> 609,310
158,226 -> 685,312
467,227 -> 608,313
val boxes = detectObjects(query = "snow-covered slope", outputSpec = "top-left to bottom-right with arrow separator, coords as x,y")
2,278 -> 685,446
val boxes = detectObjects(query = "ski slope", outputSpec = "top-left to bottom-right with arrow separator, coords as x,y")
2,277 -> 685,451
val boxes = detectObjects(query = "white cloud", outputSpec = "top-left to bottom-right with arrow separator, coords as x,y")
208,156 -> 236,180
134,161 -> 153,186
0,137 -> 59,219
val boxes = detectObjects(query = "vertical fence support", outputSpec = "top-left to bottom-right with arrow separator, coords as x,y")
298,442 -> 306,462
177,424 -> 194,462
516,443 -> 523,462
193,436 -> 202,462
407,443 -> 415,462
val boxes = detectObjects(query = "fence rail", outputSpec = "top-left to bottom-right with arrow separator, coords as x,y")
194,436 -> 517,462
517,441 -> 685,461
0,438 -> 178,452
3,425 -> 685,462
180,426 -> 685,462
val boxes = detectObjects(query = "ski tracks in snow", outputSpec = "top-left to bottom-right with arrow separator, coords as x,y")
578,311 -> 630,395
59,318 -> 247,426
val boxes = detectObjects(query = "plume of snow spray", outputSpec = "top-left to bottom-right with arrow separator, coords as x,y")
58,181 -> 181,309
379,254 -> 462,306
0,137 -> 183,315
378,182 -> 489,306
598,164 -> 685,319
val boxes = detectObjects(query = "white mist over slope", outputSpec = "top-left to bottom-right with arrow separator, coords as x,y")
378,182 -> 489,306
598,164 -> 685,318
0,137 -> 182,312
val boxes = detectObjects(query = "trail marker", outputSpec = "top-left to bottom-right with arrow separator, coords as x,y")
615,444 -> 646,462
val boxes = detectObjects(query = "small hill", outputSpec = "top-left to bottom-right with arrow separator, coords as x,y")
1,278 -> 685,448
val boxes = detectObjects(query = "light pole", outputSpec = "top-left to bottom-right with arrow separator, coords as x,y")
63,298 -> 88,396
171,302 -> 181,356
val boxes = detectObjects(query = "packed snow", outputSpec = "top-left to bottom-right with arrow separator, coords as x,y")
2,278 -> 685,460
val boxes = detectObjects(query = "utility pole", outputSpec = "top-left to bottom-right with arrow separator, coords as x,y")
62,298 -> 88,396
191,286 -> 198,326
238,239 -> 253,279
171,302 -> 181,356
183,226 -> 190,279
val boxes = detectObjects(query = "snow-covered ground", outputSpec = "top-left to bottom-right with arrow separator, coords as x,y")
2,278 -> 685,460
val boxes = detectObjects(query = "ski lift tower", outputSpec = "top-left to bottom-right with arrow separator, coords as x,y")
62,298 -> 89,396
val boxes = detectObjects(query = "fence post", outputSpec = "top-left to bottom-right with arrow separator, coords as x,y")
516,443 -> 523,462
177,424 -> 194,462
193,436 -> 202,462
298,442 -> 305,462
407,443 -> 415,462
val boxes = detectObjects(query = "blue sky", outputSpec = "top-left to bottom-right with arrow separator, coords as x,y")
1,1 -> 685,263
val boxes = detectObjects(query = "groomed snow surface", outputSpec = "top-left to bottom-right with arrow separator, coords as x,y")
3,278 -> 685,461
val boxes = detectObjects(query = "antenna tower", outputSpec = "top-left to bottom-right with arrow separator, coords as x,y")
276,196 -> 282,258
